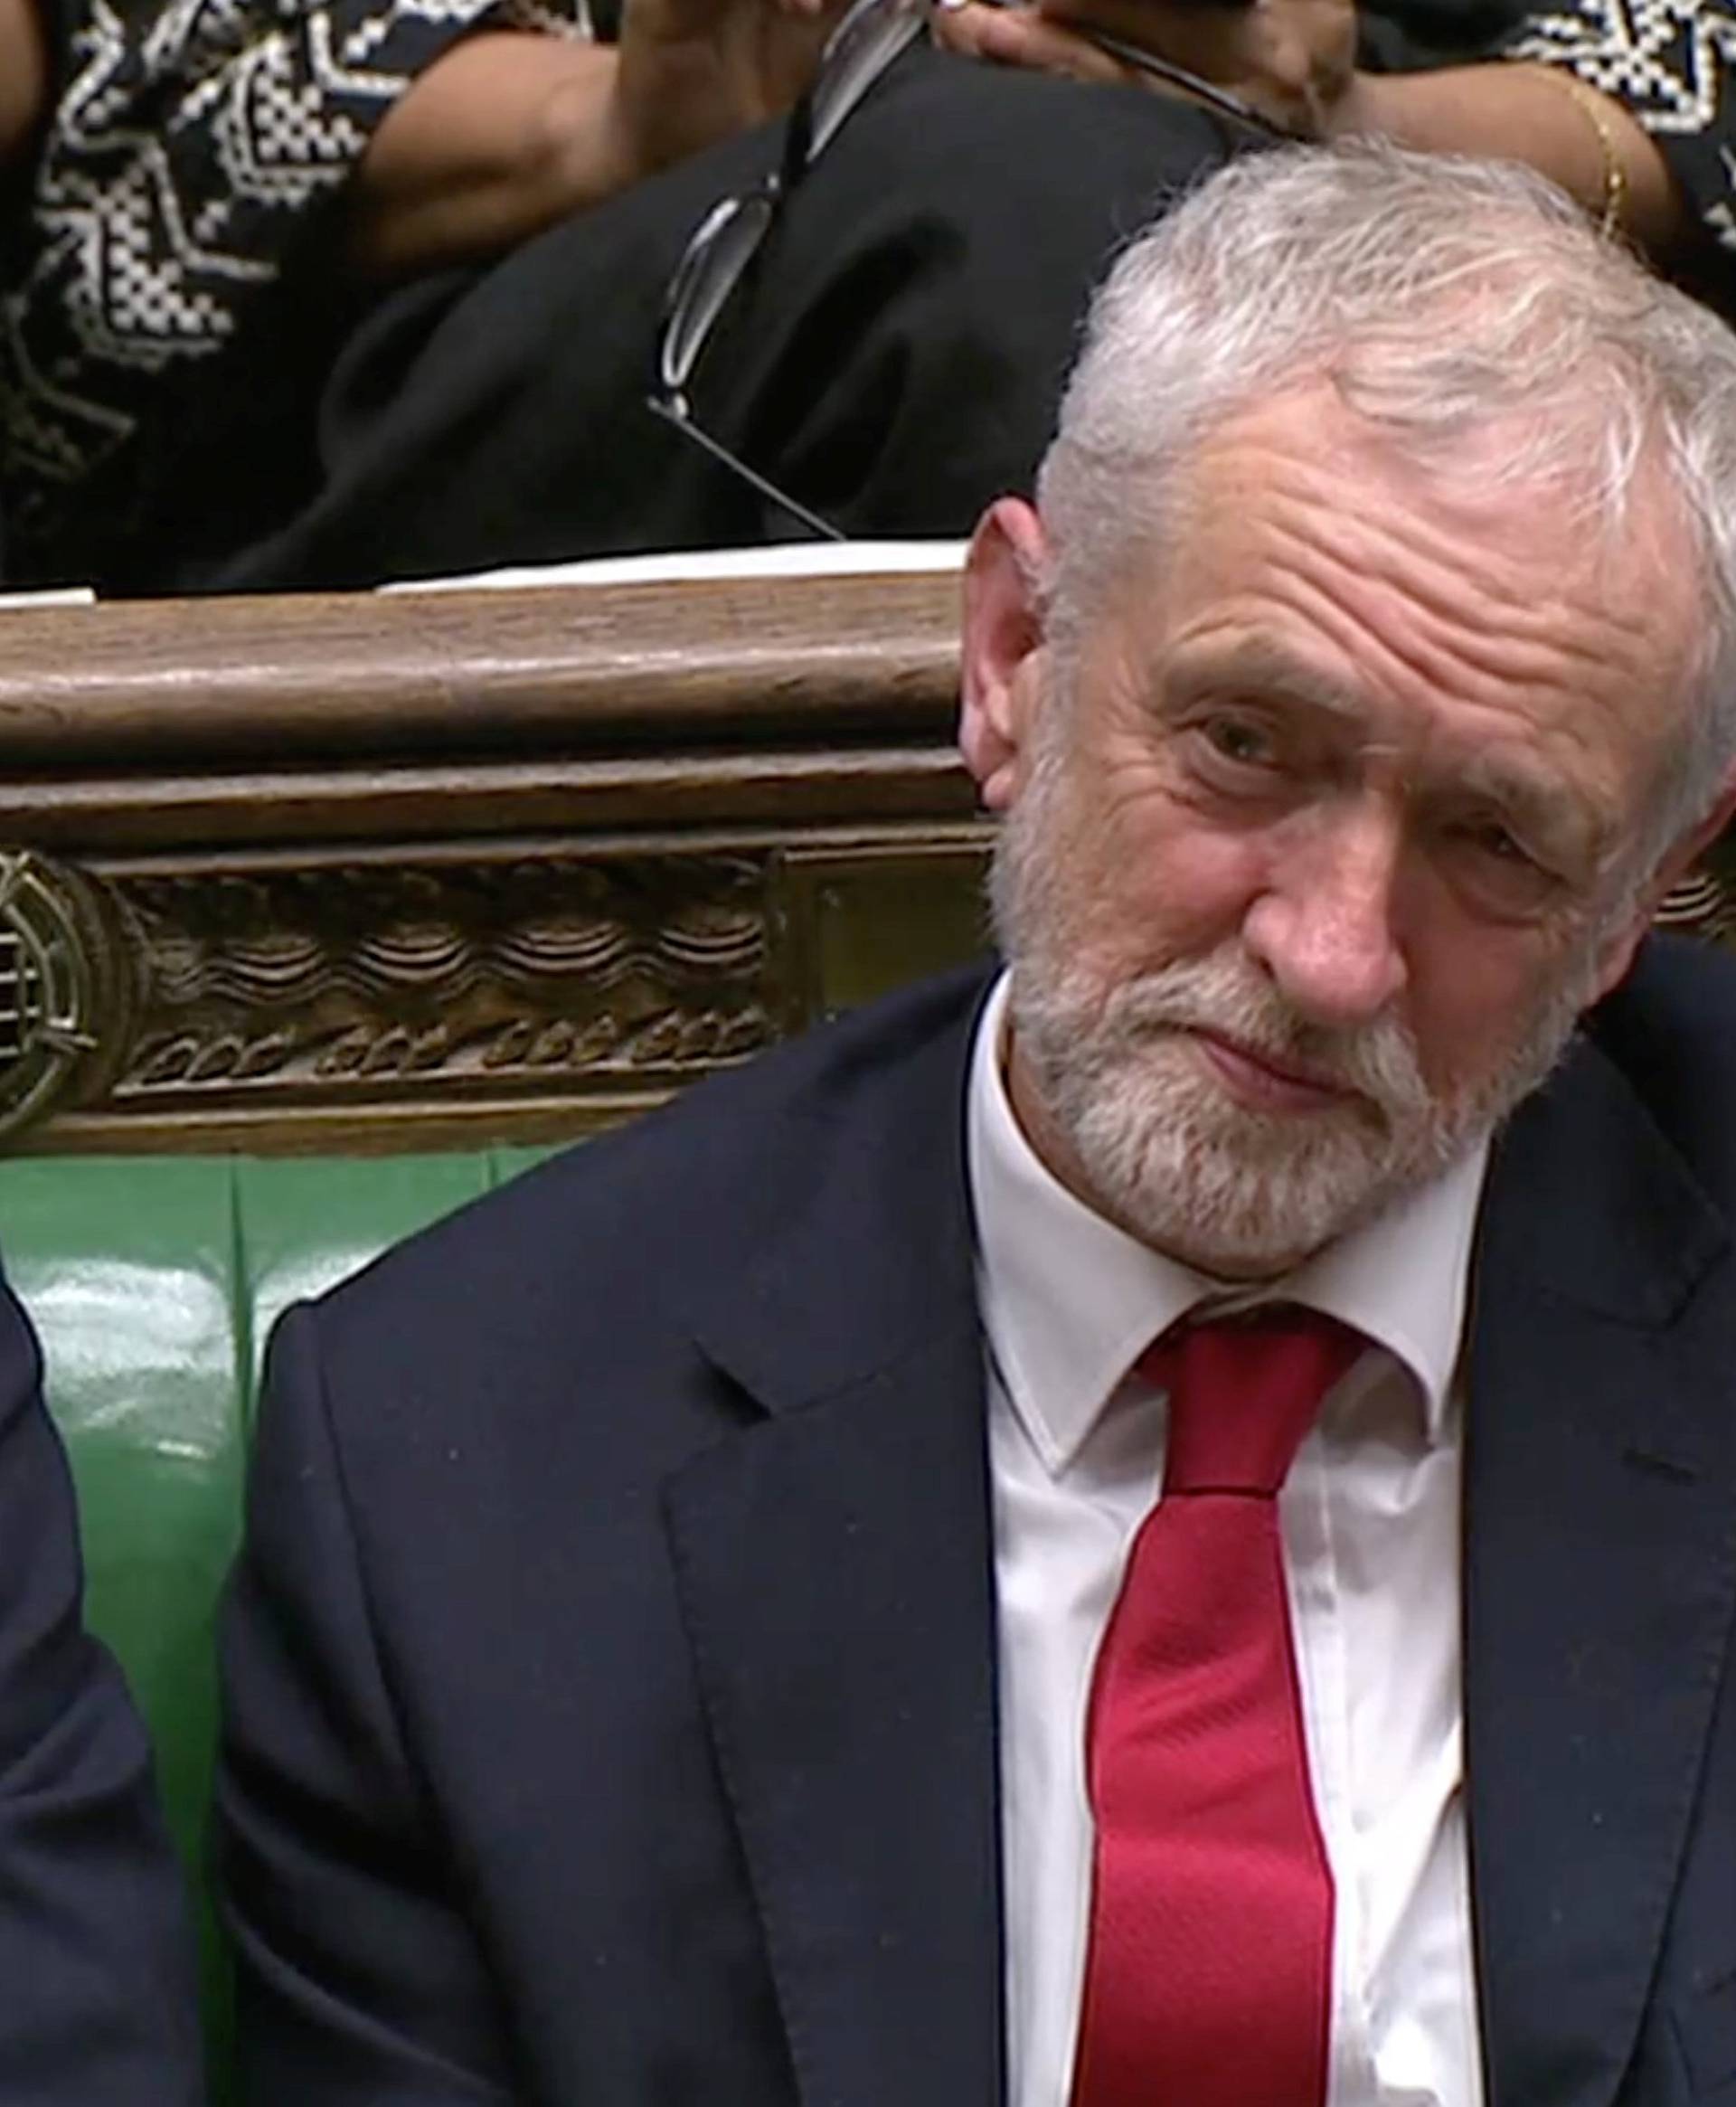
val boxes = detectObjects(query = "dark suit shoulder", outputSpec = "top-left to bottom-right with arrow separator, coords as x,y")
1583,932 -> 1736,1188
1484,933 -> 1736,1329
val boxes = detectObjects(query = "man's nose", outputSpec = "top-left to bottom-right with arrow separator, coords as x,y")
1240,808 -> 1409,1026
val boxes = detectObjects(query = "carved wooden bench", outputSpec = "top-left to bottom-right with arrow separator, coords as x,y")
0,572 -> 993,1154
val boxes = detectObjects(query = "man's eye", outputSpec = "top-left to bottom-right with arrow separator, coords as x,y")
1457,818 -> 1532,865
1439,814 -> 1570,920
1201,717 -> 1278,768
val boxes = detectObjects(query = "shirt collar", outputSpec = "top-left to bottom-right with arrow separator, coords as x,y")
967,973 -> 1488,1475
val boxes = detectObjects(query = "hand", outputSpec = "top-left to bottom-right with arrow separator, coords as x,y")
611,0 -> 845,180
351,0 -> 845,279
0,0 -> 50,172
932,0 -> 1358,140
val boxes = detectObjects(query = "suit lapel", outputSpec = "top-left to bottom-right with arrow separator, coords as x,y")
664,977 -> 1005,2107
1466,1032 -> 1736,2107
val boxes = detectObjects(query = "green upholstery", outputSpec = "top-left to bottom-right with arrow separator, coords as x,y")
0,1150 -> 557,2102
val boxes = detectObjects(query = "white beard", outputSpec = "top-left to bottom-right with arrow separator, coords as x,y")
992,764 -> 1601,1278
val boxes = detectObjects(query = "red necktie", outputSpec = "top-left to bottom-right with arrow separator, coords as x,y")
1070,1307 -> 1364,2107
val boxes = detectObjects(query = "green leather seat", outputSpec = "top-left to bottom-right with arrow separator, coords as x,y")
0,1150 -> 557,2102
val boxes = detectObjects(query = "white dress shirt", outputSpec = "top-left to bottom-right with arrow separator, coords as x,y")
967,975 -> 1490,2107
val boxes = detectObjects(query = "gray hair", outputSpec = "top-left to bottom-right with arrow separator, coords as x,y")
1036,139 -> 1736,863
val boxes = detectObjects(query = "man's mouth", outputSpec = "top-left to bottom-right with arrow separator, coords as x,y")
1190,1028 -> 1363,1114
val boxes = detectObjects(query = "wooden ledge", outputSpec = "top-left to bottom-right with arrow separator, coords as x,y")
0,573 -> 963,769
0,571 -> 986,1154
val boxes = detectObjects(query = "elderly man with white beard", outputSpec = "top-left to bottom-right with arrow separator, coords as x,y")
220,142 -> 1736,2107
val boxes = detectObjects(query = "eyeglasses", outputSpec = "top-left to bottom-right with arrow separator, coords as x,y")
649,0 -> 1298,539
649,0 -> 931,541
1061,26 -> 1300,142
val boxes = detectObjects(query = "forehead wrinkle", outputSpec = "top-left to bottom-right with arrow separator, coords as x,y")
1262,488 -> 1665,694
1250,451 -> 1548,619
1248,509 -> 1669,780
1182,404 -> 1692,718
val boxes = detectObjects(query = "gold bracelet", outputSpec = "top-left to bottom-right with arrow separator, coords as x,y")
1542,67 -> 1629,240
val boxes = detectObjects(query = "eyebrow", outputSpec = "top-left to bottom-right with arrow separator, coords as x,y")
1448,751 -> 1607,867
1159,639 -> 1372,725
1160,637 -> 1613,866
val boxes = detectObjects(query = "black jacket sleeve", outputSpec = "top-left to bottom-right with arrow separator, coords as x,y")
0,1263 -> 203,2104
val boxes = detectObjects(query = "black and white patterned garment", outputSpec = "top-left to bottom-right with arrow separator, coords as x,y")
0,0 -> 589,581
1504,0 -> 1736,247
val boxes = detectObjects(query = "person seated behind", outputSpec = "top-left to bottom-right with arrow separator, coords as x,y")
219,141 -> 1736,2104
0,0 -> 841,585
6,0 -> 1735,594
933,0 -> 1716,268
202,0 -> 1736,599
0,1251 -> 203,2099
5,0 -> 1733,595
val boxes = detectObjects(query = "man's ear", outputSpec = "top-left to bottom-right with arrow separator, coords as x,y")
959,496 -> 1051,812
1589,776 -> 1736,1000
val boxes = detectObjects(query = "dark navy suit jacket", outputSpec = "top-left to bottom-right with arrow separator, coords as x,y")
219,940 -> 1736,2105
0,1270 -> 203,2102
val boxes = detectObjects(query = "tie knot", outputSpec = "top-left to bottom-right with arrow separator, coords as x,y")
1137,1306 -> 1364,1497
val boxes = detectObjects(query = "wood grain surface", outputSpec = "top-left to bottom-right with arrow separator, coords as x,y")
0,574 -> 988,1153
0,575 -> 964,767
